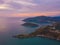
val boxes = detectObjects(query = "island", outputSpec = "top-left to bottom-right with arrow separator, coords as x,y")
13,22 -> 60,40
22,22 -> 38,27
23,16 -> 60,24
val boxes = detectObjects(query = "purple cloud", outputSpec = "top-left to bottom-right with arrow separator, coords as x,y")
9,2 -> 22,9
0,0 -> 60,14
0,0 -> 4,4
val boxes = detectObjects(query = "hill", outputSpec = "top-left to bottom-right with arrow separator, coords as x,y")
23,16 -> 60,24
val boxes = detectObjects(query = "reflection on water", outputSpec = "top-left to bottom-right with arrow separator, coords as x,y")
0,17 -> 38,45
0,17 -> 35,33
0,18 -> 8,32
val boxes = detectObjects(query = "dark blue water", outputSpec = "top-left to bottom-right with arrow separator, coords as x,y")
0,17 -> 60,45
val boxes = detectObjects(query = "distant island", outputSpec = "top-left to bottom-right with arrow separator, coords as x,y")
13,16 -> 60,41
22,22 -> 39,28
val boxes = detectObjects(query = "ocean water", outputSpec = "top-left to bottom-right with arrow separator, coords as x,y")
0,17 -> 60,45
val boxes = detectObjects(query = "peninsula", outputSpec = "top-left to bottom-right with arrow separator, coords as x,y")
22,22 -> 38,27
13,22 -> 60,40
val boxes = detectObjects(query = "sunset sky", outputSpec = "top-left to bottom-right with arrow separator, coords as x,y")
0,0 -> 60,17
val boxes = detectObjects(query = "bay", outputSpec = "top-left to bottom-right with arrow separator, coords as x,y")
0,17 -> 60,45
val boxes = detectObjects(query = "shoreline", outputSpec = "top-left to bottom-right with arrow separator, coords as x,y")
13,23 -> 60,41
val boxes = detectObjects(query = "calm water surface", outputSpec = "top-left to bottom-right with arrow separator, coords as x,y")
0,17 -> 60,45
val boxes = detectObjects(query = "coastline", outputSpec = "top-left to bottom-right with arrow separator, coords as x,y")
13,22 -> 60,41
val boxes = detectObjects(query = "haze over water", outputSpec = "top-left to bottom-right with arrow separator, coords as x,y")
0,17 -> 60,45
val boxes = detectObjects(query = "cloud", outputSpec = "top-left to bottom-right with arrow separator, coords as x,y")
0,0 -> 4,4
0,4 -> 11,10
0,0 -> 60,17
0,0 -> 37,12
1,0 -> 59,12
13,0 -> 37,6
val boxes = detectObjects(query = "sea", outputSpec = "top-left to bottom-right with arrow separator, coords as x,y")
0,17 -> 60,45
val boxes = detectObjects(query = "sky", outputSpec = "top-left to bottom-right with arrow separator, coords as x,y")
0,0 -> 60,17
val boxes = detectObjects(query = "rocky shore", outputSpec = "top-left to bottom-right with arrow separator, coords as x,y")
13,22 -> 60,41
